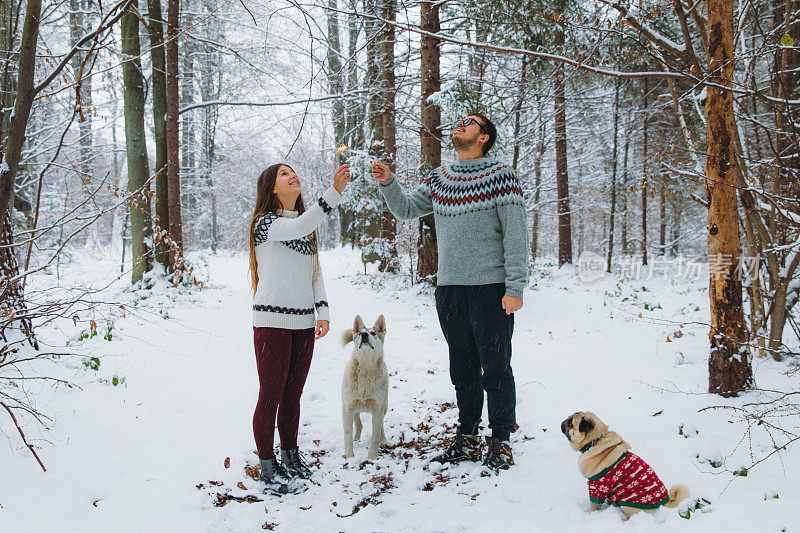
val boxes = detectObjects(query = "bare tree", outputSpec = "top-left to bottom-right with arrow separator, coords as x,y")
166,0 -> 183,269
641,77 -> 649,266
69,0 -> 94,183
607,74 -> 620,273
705,0 -> 750,395
146,0 -> 170,268
553,8 -> 572,266
121,1 -> 153,283
0,0 -> 42,222
379,0 -> 397,272
418,0 -> 440,283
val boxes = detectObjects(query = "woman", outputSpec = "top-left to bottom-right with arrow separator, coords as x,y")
248,162 -> 349,495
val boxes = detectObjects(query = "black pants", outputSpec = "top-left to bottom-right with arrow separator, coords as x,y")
435,283 -> 516,441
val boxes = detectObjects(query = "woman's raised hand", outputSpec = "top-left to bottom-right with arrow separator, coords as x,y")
333,164 -> 351,193
371,160 -> 391,182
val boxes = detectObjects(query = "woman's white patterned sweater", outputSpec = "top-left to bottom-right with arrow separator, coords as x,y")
252,186 -> 342,329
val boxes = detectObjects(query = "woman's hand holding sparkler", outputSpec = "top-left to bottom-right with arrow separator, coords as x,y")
333,164 -> 351,193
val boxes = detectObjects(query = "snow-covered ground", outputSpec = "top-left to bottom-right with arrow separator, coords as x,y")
2,248 -> 798,532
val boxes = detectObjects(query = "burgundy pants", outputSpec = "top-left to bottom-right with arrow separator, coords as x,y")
253,326 -> 315,459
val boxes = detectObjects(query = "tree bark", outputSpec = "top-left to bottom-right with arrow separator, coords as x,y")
554,18 -> 572,266
706,0 -> 751,396
379,0 -> 397,272
345,2 -> 363,151
121,3 -> 153,283
766,0 -> 799,357
326,0 -> 345,144
325,1 -> 349,246
180,5 -> 196,215
531,93 -> 545,264
0,0 -> 19,146
146,0 -> 170,268
166,0 -> 183,270
359,0 -> 384,266
659,180 -> 666,253
607,75 -> 620,272
512,55 -> 526,170
418,0 -> 440,283
641,77 -> 649,265
621,110 -> 630,254
0,0 -> 41,223
743,213 -> 767,358
365,0 -> 382,146
69,0 -> 93,182
1,215 -> 36,347
200,0 -> 220,252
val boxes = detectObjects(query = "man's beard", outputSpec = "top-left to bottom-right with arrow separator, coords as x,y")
452,130 -> 480,151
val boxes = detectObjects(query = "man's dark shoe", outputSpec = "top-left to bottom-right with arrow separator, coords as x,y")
280,448 -> 313,480
481,437 -> 514,475
431,429 -> 483,464
259,456 -> 306,495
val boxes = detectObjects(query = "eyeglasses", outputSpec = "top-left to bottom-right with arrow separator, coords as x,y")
454,117 -> 488,135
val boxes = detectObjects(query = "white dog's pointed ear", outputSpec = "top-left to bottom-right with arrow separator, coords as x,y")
373,314 -> 386,335
353,315 -> 365,332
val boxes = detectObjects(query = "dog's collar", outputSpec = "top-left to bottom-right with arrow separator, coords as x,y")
580,438 -> 600,454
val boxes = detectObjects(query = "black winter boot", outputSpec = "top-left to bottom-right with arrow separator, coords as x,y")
259,456 -> 306,495
280,448 -> 313,480
481,437 -> 514,475
431,429 -> 483,464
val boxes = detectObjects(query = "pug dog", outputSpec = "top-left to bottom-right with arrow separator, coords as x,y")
341,315 -> 389,460
561,412 -> 690,519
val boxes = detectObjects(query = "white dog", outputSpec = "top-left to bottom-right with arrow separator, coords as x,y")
341,315 -> 389,460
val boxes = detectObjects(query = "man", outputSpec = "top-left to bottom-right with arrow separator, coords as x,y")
371,112 -> 528,473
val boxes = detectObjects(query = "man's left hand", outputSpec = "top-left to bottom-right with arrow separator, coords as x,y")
501,295 -> 523,315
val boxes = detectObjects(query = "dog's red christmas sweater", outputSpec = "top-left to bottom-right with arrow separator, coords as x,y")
587,452 -> 670,509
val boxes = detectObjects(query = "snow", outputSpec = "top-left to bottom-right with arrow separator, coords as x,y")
2,248 -> 799,532
694,87 -> 708,102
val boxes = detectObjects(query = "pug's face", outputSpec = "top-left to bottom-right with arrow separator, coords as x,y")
560,412 -> 606,451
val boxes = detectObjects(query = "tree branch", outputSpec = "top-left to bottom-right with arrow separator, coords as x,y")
1,401 -> 46,472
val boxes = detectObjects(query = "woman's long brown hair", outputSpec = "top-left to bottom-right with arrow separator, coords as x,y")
249,163 -> 319,293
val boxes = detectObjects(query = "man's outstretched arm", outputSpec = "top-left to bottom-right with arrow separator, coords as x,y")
372,160 -> 434,220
